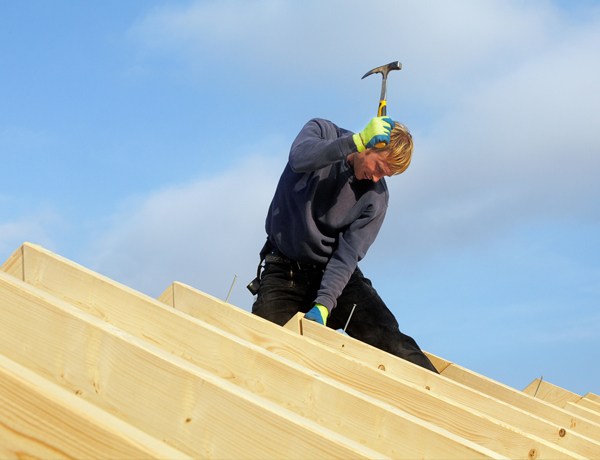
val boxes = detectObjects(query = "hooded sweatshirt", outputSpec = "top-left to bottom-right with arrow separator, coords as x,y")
265,118 -> 389,311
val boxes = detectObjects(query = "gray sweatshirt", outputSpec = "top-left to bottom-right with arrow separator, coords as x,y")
265,118 -> 389,311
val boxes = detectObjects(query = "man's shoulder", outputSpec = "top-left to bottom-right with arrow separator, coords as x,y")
304,118 -> 353,139
307,117 -> 336,127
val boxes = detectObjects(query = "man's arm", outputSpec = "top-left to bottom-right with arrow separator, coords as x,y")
288,119 -> 356,173
315,204 -> 387,311
288,117 -> 394,173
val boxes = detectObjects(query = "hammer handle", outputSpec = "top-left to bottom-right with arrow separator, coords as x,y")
376,101 -> 387,148
378,100 -> 387,117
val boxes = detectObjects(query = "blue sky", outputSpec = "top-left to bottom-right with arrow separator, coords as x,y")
1,0 -> 599,396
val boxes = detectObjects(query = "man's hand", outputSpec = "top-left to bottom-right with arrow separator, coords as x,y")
352,117 -> 395,152
305,304 -> 329,326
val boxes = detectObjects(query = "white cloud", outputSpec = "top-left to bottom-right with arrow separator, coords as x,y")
126,0 -> 591,109
126,0 -> 560,95
374,10 -> 600,260
88,154 -> 284,309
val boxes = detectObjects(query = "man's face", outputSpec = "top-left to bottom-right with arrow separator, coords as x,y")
352,149 -> 394,182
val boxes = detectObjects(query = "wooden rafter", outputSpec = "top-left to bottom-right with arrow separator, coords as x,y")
0,270 -> 385,460
1,242 -> 599,459
1,244 -> 504,459
163,282 -> 600,458
0,353 -> 191,460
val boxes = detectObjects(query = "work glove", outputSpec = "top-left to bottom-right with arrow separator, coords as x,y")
352,117 -> 395,152
305,303 -> 329,326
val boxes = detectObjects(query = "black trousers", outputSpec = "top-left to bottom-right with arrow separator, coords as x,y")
251,261 -> 438,373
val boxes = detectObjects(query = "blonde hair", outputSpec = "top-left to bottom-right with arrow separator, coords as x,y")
374,122 -> 413,175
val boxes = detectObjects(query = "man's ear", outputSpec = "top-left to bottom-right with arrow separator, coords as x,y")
347,152 -> 355,166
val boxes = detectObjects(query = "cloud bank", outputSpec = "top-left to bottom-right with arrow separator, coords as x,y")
89,154 -> 283,308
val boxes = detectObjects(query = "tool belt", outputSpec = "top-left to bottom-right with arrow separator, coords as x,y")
248,242 -> 325,296
265,248 -> 325,272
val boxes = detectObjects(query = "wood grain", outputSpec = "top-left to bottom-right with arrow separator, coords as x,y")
585,393 -> 600,404
165,282 -> 600,458
523,379 -> 582,409
0,244 -> 23,280
12,244 -> 502,460
442,364 -> 600,442
0,271 -> 385,460
0,352 -> 190,460
565,402 -> 600,425
577,397 -> 600,414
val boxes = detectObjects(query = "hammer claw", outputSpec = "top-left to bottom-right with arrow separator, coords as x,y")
361,61 -> 402,80
362,61 -> 402,118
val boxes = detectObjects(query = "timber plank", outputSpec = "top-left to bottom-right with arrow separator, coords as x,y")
160,282 -> 600,459
441,364 -> 600,442
578,397 -> 600,414
565,402 -> 600,425
282,309 -> 303,334
523,379 -> 582,409
158,279 -> 174,307
0,352 -> 190,460
298,316 -> 600,446
0,244 -> 23,280
0,271 -> 387,460
6,245 -> 508,459
424,351 -> 453,373
285,311 -> 451,374
298,315 -> 441,379
5,243 -> 599,457
585,393 -> 600,404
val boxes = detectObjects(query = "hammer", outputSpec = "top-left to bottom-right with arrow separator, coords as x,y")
362,61 -> 402,118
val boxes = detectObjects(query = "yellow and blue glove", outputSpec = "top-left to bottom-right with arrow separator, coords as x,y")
352,117 -> 395,152
305,303 -> 329,326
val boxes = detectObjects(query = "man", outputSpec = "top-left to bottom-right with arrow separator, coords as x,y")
251,116 -> 437,372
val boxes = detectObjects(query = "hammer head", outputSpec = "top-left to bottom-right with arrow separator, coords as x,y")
361,61 -> 402,80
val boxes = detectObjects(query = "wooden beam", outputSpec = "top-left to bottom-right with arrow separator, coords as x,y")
565,402 -> 600,425
0,244 -> 23,280
0,271 -> 387,460
577,397 -> 600,415
160,282 -> 600,458
288,312 -> 453,374
282,310 -> 303,335
4,245 -> 508,459
0,352 -> 191,460
585,393 -> 600,404
296,316 -> 600,445
286,313 -> 452,374
524,380 -> 600,416
6,243 -> 599,457
523,379 -> 582,409
298,314 -> 600,449
440,364 -> 600,443
424,351 -> 453,374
